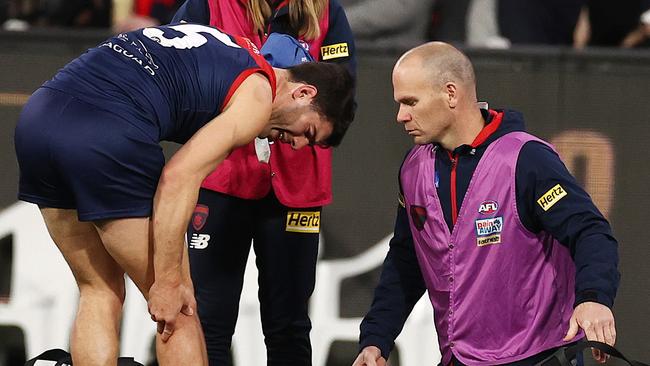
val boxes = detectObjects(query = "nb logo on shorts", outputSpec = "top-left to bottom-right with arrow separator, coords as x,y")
189,233 -> 210,249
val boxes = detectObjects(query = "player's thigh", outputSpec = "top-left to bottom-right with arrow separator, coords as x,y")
40,207 -> 124,293
93,217 -> 155,298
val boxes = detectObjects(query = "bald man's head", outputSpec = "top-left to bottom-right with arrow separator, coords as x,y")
392,42 -> 484,147
395,42 -> 476,91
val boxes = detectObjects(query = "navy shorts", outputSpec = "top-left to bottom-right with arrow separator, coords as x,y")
15,87 -> 165,221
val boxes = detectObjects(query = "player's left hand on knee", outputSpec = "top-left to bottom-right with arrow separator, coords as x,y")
148,280 -> 196,342
564,301 -> 616,364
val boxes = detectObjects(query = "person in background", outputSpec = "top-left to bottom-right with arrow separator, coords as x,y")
352,41 -> 619,366
172,1 -> 356,365
2,0 -> 111,29
574,0 -> 650,48
427,0 -> 466,45
498,0 -> 585,45
465,0 -> 510,48
113,0 -> 184,33
340,0 -> 433,49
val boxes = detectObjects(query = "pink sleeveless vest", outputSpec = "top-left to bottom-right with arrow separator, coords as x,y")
400,132 -> 579,365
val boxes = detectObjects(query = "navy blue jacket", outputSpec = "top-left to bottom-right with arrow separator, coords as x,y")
360,108 -> 620,361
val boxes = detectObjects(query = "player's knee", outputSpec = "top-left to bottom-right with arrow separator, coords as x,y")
77,276 -> 126,307
175,310 -> 200,329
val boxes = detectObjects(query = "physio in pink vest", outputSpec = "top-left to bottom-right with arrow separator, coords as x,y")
354,42 -> 619,366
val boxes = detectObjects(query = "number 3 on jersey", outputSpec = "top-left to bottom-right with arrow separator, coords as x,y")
142,23 -> 241,50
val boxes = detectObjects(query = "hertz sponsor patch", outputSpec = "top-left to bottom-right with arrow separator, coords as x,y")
286,211 -> 320,233
537,184 -> 567,211
477,234 -> 501,246
320,43 -> 349,60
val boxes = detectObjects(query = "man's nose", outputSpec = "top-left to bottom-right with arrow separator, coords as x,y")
291,136 -> 310,150
397,105 -> 411,124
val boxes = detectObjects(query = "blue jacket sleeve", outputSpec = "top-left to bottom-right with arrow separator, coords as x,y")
359,203 -> 427,360
516,141 -> 620,308
171,0 -> 209,24
319,0 -> 357,79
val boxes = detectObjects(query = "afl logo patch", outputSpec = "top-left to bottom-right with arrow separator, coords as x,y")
192,204 -> 209,231
478,200 -> 498,215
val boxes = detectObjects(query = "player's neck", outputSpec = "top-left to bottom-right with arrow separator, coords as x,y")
273,68 -> 289,92
268,69 -> 293,128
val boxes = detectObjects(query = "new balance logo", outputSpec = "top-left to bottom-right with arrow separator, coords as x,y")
189,233 -> 210,249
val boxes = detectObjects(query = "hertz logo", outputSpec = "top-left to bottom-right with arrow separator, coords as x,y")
537,184 -> 568,211
286,211 -> 320,233
0,93 -> 29,106
320,43 -> 349,60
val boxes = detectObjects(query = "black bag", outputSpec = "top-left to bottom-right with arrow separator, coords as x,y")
536,340 -> 649,366
24,349 -> 71,366
24,348 -> 144,366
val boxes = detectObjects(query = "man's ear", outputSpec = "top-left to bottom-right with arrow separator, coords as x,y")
291,84 -> 318,100
445,82 -> 458,108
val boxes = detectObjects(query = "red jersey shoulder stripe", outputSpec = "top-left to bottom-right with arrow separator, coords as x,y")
220,35 -> 277,112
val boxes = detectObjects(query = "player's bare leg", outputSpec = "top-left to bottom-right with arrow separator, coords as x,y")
94,217 -> 208,366
40,208 -> 125,366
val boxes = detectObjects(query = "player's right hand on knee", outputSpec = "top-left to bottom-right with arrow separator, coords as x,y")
148,280 -> 196,342
352,346 -> 386,366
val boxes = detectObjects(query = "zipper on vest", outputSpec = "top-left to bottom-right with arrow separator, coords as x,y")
450,154 -> 459,226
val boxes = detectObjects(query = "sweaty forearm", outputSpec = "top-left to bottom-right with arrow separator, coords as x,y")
151,171 -> 202,284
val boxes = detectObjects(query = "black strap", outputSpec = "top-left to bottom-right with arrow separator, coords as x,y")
24,349 -> 143,366
24,349 -> 72,365
117,357 -> 144,366
537,340 -> 649,366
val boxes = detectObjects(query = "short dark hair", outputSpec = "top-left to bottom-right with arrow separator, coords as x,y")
286,62 -> 355,147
